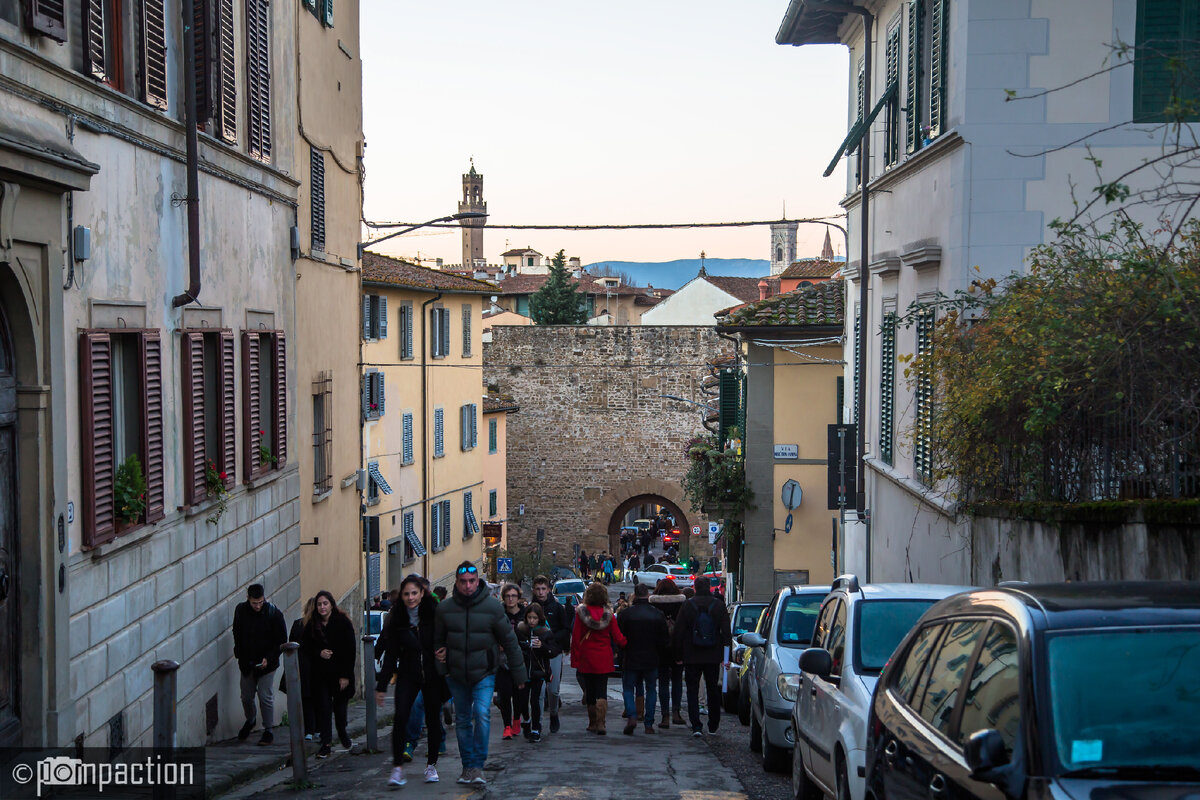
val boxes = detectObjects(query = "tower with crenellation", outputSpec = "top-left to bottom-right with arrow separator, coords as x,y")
459,159 -> 487,268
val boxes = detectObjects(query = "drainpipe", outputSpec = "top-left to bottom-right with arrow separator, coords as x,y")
173,0 -> 202,308
421,292 -> 443,579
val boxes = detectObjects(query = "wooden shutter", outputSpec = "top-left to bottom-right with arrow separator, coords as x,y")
718,369 -> 739,445
362,295 -> 371,340
462,303 -> 471,356
441,499 -> 451,547
403,303 -> 413,358
242,331 -> 261,479
310,147 -> 326,251
471,404 -> 477,448
216,0 -> 237,142
80,332 -> 116,547
885,23 -> 901,165
81,0 -> 107,80
140,0 -> 169,110
246,0 -> 272,161
440,309 -> 450,357
1134,0 -> 1199,121
140,330 -> 165,522
181,332 -> 207,506
434,408 -> 443,455
378,296 -> 387,339
220,330 -> 236,488
193,0 -> 216,123
430,502 -> 440,551
322,0 -> 333,27
273,332 -> 287,467
375,371 -> 385,417
26,0 -> 67,42
402,412 -> 413,463
906,0 -> 922,153
928,0 -> 948,137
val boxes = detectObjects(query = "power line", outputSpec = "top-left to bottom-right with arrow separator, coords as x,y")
362,216 -> 846,233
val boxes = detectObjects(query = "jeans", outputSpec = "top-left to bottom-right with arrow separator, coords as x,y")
314,684 -> 349,745
658,663 -> 683,717
685,662 -> 722,732
544,654 -> 562,716
240,670 -> 276,729
446,673 -> 495,769
622,668 -> 658,725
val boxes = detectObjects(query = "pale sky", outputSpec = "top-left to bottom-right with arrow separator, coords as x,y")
360,1 -> 849,268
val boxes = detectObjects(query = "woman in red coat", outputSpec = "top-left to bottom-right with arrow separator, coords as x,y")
571,582 -> 626,735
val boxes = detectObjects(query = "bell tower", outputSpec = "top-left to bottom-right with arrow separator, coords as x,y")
459,159 -> 486,268
770,218 -> 798,276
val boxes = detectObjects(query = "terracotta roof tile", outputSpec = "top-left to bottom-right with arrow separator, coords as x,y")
705,275 -> 780,303
718,279 -> 845,328
362,251 -> 495,294
495,272 -> 653,297
501,248 -> 542,257
483,394 -> 519,413
779,259 -> 840,279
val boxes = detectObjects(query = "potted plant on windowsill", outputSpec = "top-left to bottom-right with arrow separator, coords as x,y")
114,454 -> 147,530
205,459 -> 230,525
258,429 -> 277,469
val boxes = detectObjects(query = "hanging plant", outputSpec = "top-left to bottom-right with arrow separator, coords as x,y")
205,459 -> 230,524
681,429 -> 752,519
115,454 -> 147,525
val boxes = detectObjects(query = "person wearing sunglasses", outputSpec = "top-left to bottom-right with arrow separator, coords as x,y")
434,561 -> 526,787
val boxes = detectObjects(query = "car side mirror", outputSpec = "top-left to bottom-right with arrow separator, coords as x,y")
965,729 -> 1009,776
798,647 -> 834,679
739,632 -> 766,648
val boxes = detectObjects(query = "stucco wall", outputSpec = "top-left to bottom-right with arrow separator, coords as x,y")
640,278 -> 741,326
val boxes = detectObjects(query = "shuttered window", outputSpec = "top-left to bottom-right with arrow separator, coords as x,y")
399,302 -> 413,359
717,368 -> 740,447
460,403 -> 477,450
430,501 -> 442,551
914,309 -> 935,482
312,370 -> 333,495
488,489 -> 498,517
440,499 -> 452,549
242,330 -> 287,481
245,0 -> 272,162
853,311 -> 862,426
488,417 -> 497,454
434,407 -> 444,457
362,370 -> 384,420
884,21 -> 902,167
362,295 -> 386,340
906,0 -> 923,153
216,0 -> 237,141
430,307 -> 450,358
27,0 -> 67,40
1134,0 -> 1200,121
463,491 -> 478,538
906,0 -> 950,152
879,313 -> 897,466
461,303 -> 472,356
80,0 -> 110,82
402,412 -> 414,464
928,0 -> 948,138
322,0 -> 333,27
402,511 -> 419,562
181,329 -> 236,507
139,0 -> 169,110
310,147 -> 326,252
79,329 -> 165,547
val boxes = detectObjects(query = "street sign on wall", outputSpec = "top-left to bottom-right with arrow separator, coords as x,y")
497,557 -> 513,574
691,525 -> 701,536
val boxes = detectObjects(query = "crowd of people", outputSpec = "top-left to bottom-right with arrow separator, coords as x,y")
229,558 -> 732,790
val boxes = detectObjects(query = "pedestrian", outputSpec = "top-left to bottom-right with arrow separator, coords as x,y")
615,597 -> 629,614
300,590 -> 357,758
232,584 -> 287,745
672,576 -> 732,738
588,552 -> 598,579
649,578 -> 686,728
432,585 -> 447,602
282,596 -> 317,741
570,582 -> 626,735
516,602 -> 554,742
629,554 -> 640,573
434,561 -> 526,787
602,554 -> 614,585
645,553 -> 656,567
530,575 -> 571,733
496,583 -> 529,740
375,575 -> 446,786
617,582 -> 669,735
578,550 -> 589,580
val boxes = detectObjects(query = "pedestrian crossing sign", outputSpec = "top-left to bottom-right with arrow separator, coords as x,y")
498,557 -> 513,574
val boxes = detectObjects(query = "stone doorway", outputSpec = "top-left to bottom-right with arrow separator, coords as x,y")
0,298 -> 18,746
605,493 -> 690,556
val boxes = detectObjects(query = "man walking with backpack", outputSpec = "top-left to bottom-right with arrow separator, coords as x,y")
671,576 -> 731,738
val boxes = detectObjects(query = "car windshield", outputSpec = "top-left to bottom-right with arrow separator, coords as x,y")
1048,627 -> 1200,772
556,580 -> 585,594
855,599 -> 939,672
733,604 -> 766,635
777,595 -> 823,647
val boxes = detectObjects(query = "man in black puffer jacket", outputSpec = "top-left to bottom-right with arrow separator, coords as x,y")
616,583 -> 670,734
531,575 -> 570,732
672,576 -> 732,737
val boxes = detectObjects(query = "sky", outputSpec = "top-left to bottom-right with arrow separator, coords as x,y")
360,1 -> 850,268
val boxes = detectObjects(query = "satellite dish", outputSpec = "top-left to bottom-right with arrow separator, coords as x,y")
781,479 -> 803,510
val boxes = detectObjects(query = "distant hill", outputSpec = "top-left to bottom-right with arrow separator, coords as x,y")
584,258 -> 771,291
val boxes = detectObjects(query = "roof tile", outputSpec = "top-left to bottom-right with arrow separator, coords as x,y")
362,251 -> 496,294
718,279 -> 845,328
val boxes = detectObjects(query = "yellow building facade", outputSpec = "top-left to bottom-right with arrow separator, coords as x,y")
481,396 -> 517,575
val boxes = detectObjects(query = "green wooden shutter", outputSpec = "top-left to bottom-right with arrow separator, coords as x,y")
323,0 -> 334,27
885,23 -> 902,165
718,369 -> 739,445
1134,0 -> 1200,121
914,309 -> 935,481
879,313 -> 897,466
906,0 -> 923,153
928,0 -> 949,137
853,312 -> 862,426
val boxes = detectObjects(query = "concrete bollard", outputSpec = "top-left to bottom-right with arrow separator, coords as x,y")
362,635 -> 378,752
280,643 -> 307,782
151,660 -> 179,800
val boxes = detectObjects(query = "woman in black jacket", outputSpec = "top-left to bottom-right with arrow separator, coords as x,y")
284,596 -> 317,740
375,575 -> 445,786
300,590 -> 356,759
495,583 -> 528,740
516,602 -> 557,741
649,578 -> 687,728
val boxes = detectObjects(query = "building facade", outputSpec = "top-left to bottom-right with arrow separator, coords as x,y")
481,394 -> 517,574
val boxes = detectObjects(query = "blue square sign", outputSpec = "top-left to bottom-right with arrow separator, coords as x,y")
497,557 -> 513,574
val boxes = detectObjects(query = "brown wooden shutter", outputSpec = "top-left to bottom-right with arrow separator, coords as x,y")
26,0 -> 67,42
220,330 -> 236,488
242,331 -> 261,479
140,330 -> 165,522
79,331 -> 115,547
193,0 -> 216,123
273,332 -> 287,467
217,0 -> 237,143
246,0 -> 272,161
181,332 -> 207,506
81,0 -> 107,80
140,0 -> 169,110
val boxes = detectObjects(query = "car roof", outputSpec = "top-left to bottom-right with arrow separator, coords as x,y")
777,584 -> 830,597
846,583 -> 975,601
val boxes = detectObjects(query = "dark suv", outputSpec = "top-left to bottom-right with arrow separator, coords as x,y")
864,582 -> 1200,800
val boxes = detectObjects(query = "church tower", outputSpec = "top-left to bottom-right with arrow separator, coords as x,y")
770,217 -> 798,276
459,159 -> 486,267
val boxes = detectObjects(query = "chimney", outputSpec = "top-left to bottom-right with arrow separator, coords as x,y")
758,279 -> 770,301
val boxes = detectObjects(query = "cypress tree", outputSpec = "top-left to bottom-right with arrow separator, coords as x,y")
529,250 -> 588,325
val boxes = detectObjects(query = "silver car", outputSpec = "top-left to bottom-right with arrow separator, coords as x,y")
740,584 -> 828,772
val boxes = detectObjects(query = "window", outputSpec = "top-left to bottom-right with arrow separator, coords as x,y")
181,329 -> 236,506
879,312 -> 897,465
884,20 -> 902,166
852,56 -> 865,184
430,498 -> 451,551
488,417 -> 498,454
914,308 -> 935,481
462,303 -> 472,356
402,510 -> 419,562
430,306 -> 450,358
853,311 -> 861,426
856,599 -> 939,672
827,600 -> 848,672
310,147 -> 325,252
906,0 -> 950,154
913,620 -> 986,738
488,489 -> 497,516
302,0 -> 333,27
958,622 -> 1019,749
463,491 -> 478,538
893,623 -> 944,703
242,330 -> 287,480
1134,1 -> 1200,121
362,370 -> 384,420
362,294 -> 387,341
366,461 -> 391,506
0,0 -> 18,25
460,403 -> 477,450
777,594 -> 823,647
24,0 -> 66,39
76,0 -> 168,110
433,407 -> 444,457
812,598 -> 840,648
515,296 -> 530,317
245,0 -> 271,161
311,371 -> 332,495
398,302 -> 413,359
79,329 -> 165,546
193,0 -> 238,142
401,412 -> 414,464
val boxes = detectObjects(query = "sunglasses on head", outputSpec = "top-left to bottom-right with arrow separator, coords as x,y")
457,565 -> 479,575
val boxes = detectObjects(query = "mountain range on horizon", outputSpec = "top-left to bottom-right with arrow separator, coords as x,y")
583,258 -> 771,291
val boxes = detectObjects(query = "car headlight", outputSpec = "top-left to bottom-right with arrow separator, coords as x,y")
777,673 -> 801,702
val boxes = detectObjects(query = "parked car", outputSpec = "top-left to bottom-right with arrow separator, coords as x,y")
740,584 -> 828,772
722,601 -> 767,713
863,582 -> 1200,800
553,578 -> 586,609
548,564 -> 579,583
630,562 -> 695,588
662,527 -> 680,546
792,576 -> 973,800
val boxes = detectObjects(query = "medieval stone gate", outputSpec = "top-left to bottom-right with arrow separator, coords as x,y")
484,325 -> 732,563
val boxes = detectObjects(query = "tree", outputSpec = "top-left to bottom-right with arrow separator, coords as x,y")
529,250 -> 588,325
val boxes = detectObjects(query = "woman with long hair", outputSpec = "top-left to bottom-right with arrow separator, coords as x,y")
516,602 -> 555,742
495,583 -> 528,739
300,590 -> 356,759
571,582 -> 626,735
285,596 -> 317,740
375,575 -> 445,786
649,578 -> 686,728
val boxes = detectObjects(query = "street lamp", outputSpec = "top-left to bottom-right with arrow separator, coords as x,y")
358,211 -> 488,260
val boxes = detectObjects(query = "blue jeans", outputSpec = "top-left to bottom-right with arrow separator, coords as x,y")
623,668 -> 658,725
446,673 -> 495,769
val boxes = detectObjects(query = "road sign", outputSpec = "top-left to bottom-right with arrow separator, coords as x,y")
497,557 -> 513,574
691,525 -> 701,536
708,522 -> 720,536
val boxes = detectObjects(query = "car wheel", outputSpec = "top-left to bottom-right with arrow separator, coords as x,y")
738,682 -> 752,726
792,737 -> 824,800
761,717 -> 789,773
749,707 -> 763,753
836,762 -> 850,800
632,575 -> 639,585
722,685 -> 737,715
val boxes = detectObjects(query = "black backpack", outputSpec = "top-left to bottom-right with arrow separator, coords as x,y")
691,600 -> 717,648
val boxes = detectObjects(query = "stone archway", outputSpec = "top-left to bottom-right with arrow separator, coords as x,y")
586,477 -> 694,556
605,494 -> 689,550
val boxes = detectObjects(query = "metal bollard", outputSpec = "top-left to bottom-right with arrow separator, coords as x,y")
151,660 -> 179,800
362,635 -> 378,751
280,643 -> 307,782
